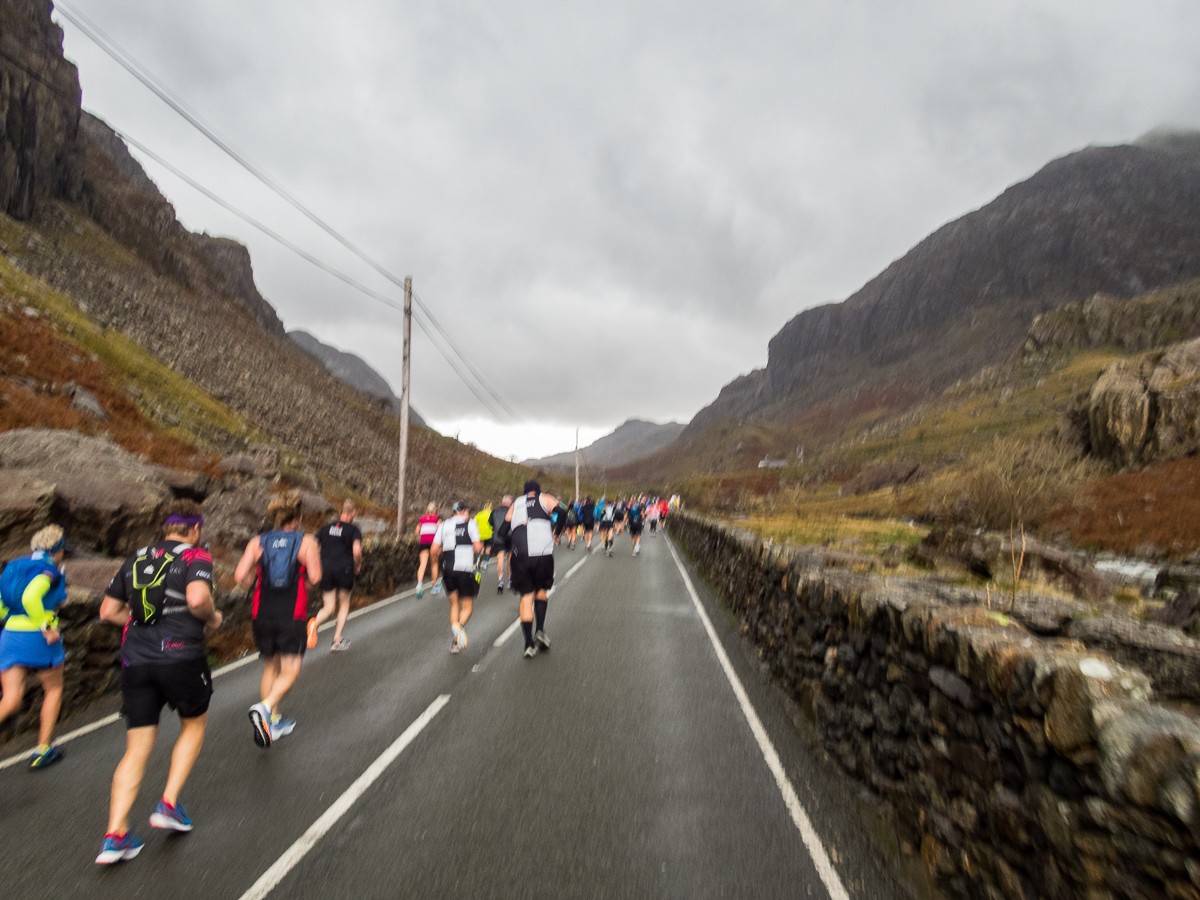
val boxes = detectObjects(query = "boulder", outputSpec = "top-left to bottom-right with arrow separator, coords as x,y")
298,490 -> 334,519
61,558 -> 122,595
0,472 -> 55,559
150,466 -> 214,501
1088,360 -> 1152,466
0,430 -> 170,555
201,481 -> 272,548
1069,615 -> 1200,701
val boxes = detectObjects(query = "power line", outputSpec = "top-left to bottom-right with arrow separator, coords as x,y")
113,129 -> 512,421
54,0 -> 521,419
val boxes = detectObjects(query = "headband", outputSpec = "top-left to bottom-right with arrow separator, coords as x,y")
164,514 -> 204,527
49,537 -> 66,554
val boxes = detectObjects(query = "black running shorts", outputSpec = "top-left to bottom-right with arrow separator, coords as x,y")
629,523 -> 643,536
443,569 -> 480,598
121,658 -> 213,728
320,565 -> 355,592
252,618 -> 307,658
511,554 -> 554,595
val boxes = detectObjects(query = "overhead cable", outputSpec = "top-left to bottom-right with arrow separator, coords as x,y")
54,1 -> 520,419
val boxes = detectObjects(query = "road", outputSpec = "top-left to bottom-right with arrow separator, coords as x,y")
1,530 -> 900,899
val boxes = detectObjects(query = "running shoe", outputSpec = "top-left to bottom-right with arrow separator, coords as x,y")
535,630 -> 551,652
150,799 -> 193,832
331,639 -> 350,651
416,582 -> 423,598
497,582 -> 504,594
451,622 -> 464,648
450,638 -> 460,654
523,645 -> 538,659
432,581 -> 441,595
306,617 -> 318,649
96,831 -> 144,864
249,702 -> 272,749
269,717 -> 295,741
29,745 -> 63,769
458,626 -> 468,649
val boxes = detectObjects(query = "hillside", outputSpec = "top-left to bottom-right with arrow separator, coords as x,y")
523,419 -> 684,472
0,0 -> 529,510
686,132 -> 1200,443
289,329 -> 426,426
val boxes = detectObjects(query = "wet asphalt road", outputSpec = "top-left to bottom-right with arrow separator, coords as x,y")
1,530 -> 901,899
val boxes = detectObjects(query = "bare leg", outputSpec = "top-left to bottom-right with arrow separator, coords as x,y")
162,714 -> 207,806
263,655 -> 303,711
34,666 -> 63,747
495,550 -> 506,583
108,726 -> 158,834
333,589 -> 351,643
260,655 -> 281,704
416,549 -> 429,584
0,666 -> 28,723
449,594 -> 461,628
519,592 -> 534,623
313,590 -> 337,628
460,597 -> 474,628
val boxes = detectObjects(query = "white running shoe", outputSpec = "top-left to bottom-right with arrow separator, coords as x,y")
249,702 -> 272,748
535,630 -> 551,652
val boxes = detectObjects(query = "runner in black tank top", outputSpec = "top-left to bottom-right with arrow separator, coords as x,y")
504,480 -> 560,657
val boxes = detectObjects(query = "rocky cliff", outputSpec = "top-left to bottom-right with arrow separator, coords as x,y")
687,134 -> 1200,439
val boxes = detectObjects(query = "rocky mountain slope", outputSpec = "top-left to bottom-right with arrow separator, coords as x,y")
523,419 -> 684,472
0,0 -> 525,508
289,329 -> 425,426
686,132 -> 1200,441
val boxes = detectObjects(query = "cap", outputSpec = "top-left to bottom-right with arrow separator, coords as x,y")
452,501 -> 467,513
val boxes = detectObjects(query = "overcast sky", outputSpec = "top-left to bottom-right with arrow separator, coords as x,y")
56,0 -> 1200,460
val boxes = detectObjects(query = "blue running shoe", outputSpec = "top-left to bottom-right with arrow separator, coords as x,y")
150,799 -> 192,832
416,582 -> 423,598
269,717 -> 295,742
432,580 -> 441,595
29,745 -> 64,769
96,831 -> 144,864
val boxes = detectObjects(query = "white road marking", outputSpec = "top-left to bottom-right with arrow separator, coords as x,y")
666,539 -> 851,900
492,553 -> 590,647
237,694 -> 451,900
0,585 -> 421,770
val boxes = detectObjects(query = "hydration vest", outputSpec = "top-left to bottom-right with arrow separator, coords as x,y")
260,531 -> 303,589
128,546 -> 178,626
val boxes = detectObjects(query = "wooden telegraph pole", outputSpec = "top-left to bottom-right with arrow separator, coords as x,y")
397,276 -> 412,536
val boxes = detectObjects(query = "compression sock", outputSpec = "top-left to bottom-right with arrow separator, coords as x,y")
534,600 -> 547,632
521,620 -> 534,648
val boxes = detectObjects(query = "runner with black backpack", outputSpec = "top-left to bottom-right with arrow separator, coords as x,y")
234,491 -> 322,749
95,500 -> 223,864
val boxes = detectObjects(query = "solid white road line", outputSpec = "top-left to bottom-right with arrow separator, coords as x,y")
666,539 -> 851,900
492,553 -> 590,647
237,694 -> 451,900
0,585 -> 421,770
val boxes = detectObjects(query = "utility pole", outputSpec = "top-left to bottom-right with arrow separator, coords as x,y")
397,275 -> 412,536
574,428 -> 580,502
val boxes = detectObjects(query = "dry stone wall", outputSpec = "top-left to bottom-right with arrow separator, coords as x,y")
668,511 -> 1200,900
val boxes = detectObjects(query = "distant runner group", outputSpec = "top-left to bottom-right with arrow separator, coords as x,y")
0,482 -> 679,865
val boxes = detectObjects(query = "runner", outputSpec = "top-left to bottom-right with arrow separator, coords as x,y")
502,480 -> 559,658
551,499 -> 568,546
628,500 -> 644,556
647,498 -> 661,535
474,502 -> 494,571
414,503 -> 440,598
0,525 -> 69,768
234,492 -> 322,749
579,494 -> 595,550
309,500 -> 362,651
564,499 -> 579,549
599,499 -> 616,556
95,501 -> 223,864
490,494 -> 513,594
438,501 -> 482,653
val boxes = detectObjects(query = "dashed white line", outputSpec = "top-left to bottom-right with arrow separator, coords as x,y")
666,539 -> 851,900
236,694 -> 451,900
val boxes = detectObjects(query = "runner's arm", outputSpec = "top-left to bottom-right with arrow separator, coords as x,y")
353,538 -> 362,574
302,534 -> 323,585
541,493 -> 560,513
99,593 -> 131,627
186,580 -> 222,631
233,537 -> 261,586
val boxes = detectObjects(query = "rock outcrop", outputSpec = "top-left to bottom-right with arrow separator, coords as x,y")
1087,337 -> 1200,466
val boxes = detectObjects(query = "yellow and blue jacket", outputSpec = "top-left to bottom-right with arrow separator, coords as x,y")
0,551 -> 66,632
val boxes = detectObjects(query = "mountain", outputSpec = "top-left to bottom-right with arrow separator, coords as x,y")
289,330 -> 426,427
686,134 -> 1200,441
0,0 -> 529,508
523,419 -> 685,472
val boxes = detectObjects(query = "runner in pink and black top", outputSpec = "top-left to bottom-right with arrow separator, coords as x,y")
415,503 -> 441,598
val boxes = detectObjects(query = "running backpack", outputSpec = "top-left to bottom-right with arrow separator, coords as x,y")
128,547 -> 177,626
260,531 -> 303,589
629,506 -> 643,526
